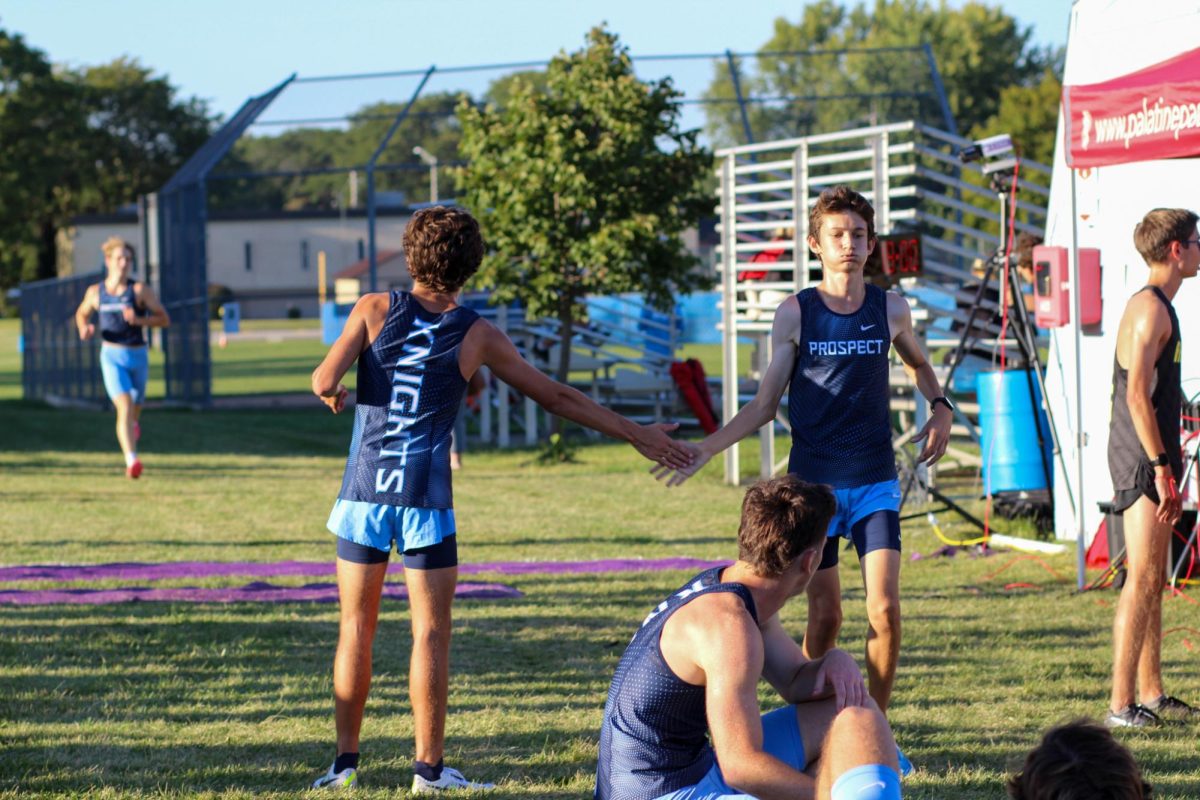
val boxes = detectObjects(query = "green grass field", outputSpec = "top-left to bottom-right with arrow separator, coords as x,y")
3,319 -> 1200,798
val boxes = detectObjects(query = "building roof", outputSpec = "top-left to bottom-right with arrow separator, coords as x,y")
334,249 -> 407,280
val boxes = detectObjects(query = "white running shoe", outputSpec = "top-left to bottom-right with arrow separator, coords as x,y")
311,763 -> 358,789
411,766 -> 494,794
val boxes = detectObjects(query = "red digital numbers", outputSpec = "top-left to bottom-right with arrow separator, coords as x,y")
879,234 -> 922,277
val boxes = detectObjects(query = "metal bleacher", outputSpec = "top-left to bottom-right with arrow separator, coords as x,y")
714,120 -> 1052,485
465,293 -> 684,447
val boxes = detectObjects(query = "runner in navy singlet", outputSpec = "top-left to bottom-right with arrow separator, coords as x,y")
309,206 -> 694,793
74,236 -> 170,478
1103,208 -> 1200,729
654,186 -> 953,770
596,477 -> 901,800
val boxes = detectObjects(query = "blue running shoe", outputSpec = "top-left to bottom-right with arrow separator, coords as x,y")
896,745 -> 914,778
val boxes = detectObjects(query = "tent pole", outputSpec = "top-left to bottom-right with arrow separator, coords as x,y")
1071,171 -> 1087,591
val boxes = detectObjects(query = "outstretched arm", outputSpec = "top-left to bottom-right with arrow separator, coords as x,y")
470,320 -> 693,469
888,291 -> 951,465
653,296 -> 800,486
75,285 -> 98,340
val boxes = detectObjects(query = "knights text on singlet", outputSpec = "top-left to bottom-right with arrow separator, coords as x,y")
97,281 -> 146,347
595,567 -> 756,800
788,284 -> 896,488
336,292 -> 479,508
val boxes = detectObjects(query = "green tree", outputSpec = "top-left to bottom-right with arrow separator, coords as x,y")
703,0 -> 1053,146
218,92 -> 467,212
0,34 -> 213,295
70,57 -> 213,213
970,68 -> 1062,173
0,29 -> 88,288
457,26 -> 713,395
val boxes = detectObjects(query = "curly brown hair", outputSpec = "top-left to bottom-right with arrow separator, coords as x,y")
402,206 -> 484,293
1133,208 -> 1199,266
737,476 -> 836,577
1007,720 -> 1151,800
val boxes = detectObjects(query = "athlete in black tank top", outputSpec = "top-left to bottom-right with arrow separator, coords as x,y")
653,187 -> 953,746
596,477 -> 903,800
1104,208 -> 1200,729
74,237 -> 170,478
308,206 -> 695,793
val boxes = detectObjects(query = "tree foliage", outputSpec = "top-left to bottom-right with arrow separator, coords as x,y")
212,92 -> 467,212
703,0 -> 1057,146
0,29 -> 213,295
455,26 -> 714,389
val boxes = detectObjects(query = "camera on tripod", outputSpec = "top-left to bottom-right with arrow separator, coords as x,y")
959,134 -> 1018,191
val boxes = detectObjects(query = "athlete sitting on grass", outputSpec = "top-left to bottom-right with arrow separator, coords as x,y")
309,205 -> 693,792
596,475 -> 902,800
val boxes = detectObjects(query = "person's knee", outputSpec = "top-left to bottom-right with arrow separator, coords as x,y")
808,593 -> 843,634
865,593 -> 901,633
410,603 -> 453,644
338,607 -> 381,643
826,705 -> 895,767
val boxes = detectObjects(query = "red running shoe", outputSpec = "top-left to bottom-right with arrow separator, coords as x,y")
126,460 -> 143,479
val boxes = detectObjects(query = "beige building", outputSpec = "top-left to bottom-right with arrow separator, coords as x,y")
64,208 -> 414,318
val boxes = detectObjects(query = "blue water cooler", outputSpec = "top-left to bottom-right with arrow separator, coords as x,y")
976,369 -> 1054,493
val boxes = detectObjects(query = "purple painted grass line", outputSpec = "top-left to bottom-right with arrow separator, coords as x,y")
0,558 -> 727,584
0,581 -> 521,606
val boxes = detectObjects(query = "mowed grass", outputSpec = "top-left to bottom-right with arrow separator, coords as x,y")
3,321 -> 1200,798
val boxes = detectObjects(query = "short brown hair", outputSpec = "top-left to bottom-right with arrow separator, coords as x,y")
737,476 -> 836,577
1007,721 -> 1150,800
402,206 -> 484,293
808,185 -> 876,243
1133,208 -> 1198,265
101,236 -> 134,260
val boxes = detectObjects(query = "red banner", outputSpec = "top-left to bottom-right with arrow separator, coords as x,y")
1064,47 -> 1200,168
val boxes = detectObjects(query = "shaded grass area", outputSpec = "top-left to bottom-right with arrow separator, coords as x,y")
4,360 -> 1200,797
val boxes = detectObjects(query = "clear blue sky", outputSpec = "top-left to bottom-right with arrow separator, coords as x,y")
3,0 -> 1070,122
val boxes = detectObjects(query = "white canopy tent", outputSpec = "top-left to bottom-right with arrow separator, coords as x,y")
1044,1 -> 1200,587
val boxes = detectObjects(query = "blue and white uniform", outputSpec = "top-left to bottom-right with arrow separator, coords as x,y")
595,567 -> 900,800
788,285 -> 901,565
327,291 -> 479,561
596,567 -> 777,800
97,281 -> 149,403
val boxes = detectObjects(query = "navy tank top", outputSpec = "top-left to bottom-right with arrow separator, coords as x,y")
595,567 -> 756,800
97,282 -> 146,347
336,291 -> 480,509
787,284 -> 896,488
1108,286 -> 1184,486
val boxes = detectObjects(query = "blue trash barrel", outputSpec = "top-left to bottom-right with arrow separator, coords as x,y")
321,301 -> 353,345
976,369 -> 1053,493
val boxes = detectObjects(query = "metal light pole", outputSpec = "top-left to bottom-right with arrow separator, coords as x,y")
412,146 -> 439,202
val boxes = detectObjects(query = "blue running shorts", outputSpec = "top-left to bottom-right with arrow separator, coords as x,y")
337,534 -> 458,570
100,345 -> 149,404
651,706 -> 804,800
818,479 -> 902,569
327,499 -> 455,554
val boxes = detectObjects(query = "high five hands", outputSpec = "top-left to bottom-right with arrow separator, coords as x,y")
651,441 -> 709,487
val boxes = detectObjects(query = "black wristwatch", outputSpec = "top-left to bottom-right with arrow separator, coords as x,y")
930,396 -> 955,414
1150,452 -> 1170,467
